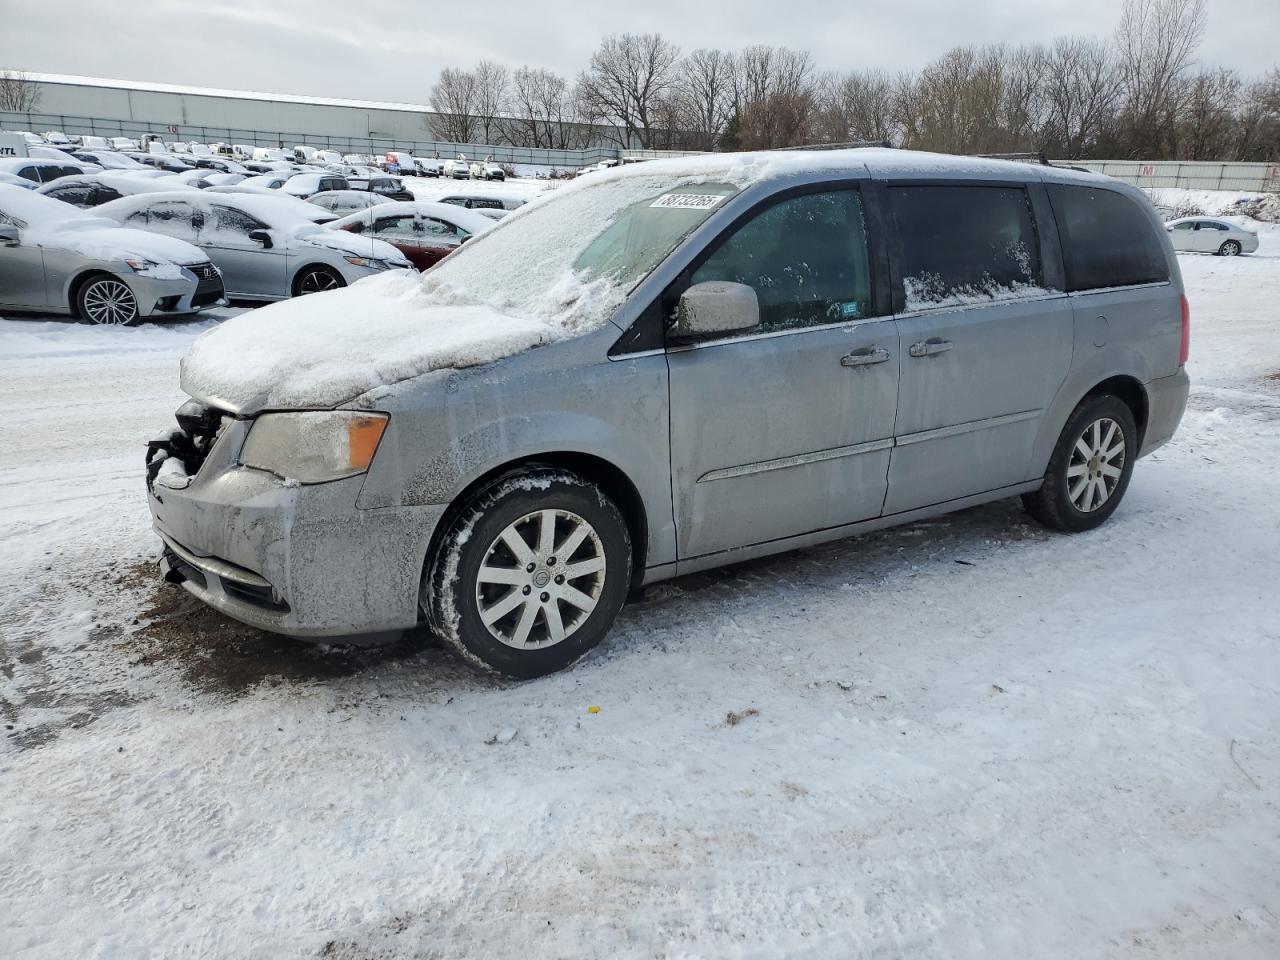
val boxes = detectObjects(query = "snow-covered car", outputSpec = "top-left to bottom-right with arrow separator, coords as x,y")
1166,217 -> 1258,257
201,173 -> 246,187
42,131 -> 72,146
328,200 -> 495,270
438,193 -> 526,213
37,173 -> 203,207
441,157 -> 471,180
381,151 -> 414,175
252,147 -> 289,163
192,157 -> 249,175
346,175 -> 413,201
0,171 -> 38,190
129,152 -> 195,173
280,173 -> 349,199
413,157 -> 441,177
0,185 -> 224,324
80,135 -> 111,151
236,173 -> 290,191
95,191 -> 411,300
110,137 -> 140,152
469,160 -> 505,181
72,149 -> 150,172
27,146 -> 102,174
306,190 -> 385,215
0,156 -> 87,185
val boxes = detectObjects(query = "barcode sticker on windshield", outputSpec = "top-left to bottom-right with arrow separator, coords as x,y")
650,194 -> 726,210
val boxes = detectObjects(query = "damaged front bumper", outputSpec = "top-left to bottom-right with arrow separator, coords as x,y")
145,402 -> 446,638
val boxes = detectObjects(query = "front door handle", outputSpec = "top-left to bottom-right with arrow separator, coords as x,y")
908,338 -> 953,358
841,346 -> 891,368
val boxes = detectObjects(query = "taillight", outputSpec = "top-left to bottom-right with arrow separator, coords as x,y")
1179,294 -> 1190,367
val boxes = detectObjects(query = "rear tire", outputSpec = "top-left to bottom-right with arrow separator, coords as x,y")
1022,394 -> 1138,533
1218,239 -> 1241,257
424,469 -> 632,679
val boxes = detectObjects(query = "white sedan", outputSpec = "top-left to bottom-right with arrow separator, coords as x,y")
95,191 -> 411,300
1166,217 -> 1259,256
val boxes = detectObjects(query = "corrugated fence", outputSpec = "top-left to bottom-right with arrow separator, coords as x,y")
1056,160 -> 1280,193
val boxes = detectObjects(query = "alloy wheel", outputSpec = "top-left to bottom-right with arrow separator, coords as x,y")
298,270 -> 341,294
1067,417 -> 1126,513
82,279 -> 138,325
1221,240 -> 1241,257
474,509 -> 607,649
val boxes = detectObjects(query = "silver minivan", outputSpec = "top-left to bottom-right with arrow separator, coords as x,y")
146,150 -> 1190,678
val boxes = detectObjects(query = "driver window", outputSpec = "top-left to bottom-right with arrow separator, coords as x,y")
690,189 -> 874,334
204,205 -> 265,240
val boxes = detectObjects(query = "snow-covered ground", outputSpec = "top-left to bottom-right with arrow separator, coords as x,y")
2,226 -> 1280,959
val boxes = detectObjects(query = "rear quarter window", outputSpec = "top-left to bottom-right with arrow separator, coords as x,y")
1048,184 -> 1169,291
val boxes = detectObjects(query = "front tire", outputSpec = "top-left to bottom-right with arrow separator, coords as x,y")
1218,239 -> 1241,257
293,265 -> 345,297
424,470 -> 632,679
1022,394 -> 1138,533
77,274 -> 139,325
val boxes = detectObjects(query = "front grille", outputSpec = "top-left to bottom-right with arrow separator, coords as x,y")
146,400 -> 228,490
192,275 -> 224,307
186,262 -> 224,308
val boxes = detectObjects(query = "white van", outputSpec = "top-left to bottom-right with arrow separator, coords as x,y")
252,147 -> 288,163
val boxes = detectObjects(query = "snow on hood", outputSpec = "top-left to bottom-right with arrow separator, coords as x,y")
292,223 -> 404,261
181,271 -> 552,413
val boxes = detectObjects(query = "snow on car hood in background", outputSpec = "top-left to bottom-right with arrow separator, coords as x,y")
293,223 -> 403,260
182,271 -> 552,413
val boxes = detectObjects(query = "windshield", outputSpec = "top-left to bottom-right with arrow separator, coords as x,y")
422,176 -> 738,330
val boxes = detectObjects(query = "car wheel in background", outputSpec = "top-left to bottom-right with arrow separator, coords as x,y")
1218,239 -> 1241,257
293,265 -> 345,296
424,469 -> 633,679
1022,393 -> 1138,533
77,274 -> 140,325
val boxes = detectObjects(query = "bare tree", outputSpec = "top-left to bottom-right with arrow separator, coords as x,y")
1115,0 -> 1207,156
1179,67 -> 1241,158
579,33 -> 681,148
675,48 -> 735,151
429,67 -> 479,143
509,67 -> 580,148
0,70 -> 42,113
473,60 -> 510,146
1040,36 -> 1123,157
817,69 -> 898,144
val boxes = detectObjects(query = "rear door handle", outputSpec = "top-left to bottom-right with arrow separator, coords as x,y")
908,338 -> 953,358
841,346 -> 891,368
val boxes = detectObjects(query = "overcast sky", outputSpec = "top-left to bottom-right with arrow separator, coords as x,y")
2,0 -> 1277,103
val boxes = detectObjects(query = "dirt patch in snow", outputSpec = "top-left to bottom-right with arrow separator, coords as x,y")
106,560 -> 431,696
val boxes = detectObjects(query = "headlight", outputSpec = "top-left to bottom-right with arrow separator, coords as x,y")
125,258 -> 157,272
239,411 -> 388,484
344,255 -> 390,269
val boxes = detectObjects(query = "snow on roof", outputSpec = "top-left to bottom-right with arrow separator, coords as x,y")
0,183 -> 207,264
96,189 -> 329,227
25,72 -> 440,116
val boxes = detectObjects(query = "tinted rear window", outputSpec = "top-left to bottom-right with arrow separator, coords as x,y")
891,185 -> 1044,310
1048,185 -> 1169,291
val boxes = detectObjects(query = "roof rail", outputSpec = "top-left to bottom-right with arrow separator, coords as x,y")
977,151 -> 1050,166
776,140 -> 894,152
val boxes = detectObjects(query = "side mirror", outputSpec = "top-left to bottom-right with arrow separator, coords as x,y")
0,224 -> 18,246
248,229 -> 273,249
673,281 -> 760,338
